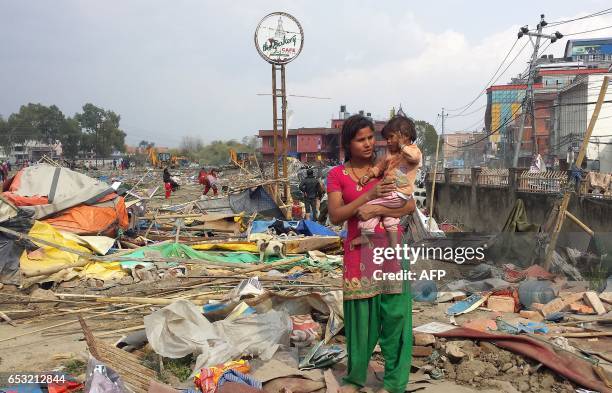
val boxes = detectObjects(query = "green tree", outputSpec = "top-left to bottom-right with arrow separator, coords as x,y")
75,104 -> 126,160
414,120 -> 441,158
58,117 -> 82,159
75,103 -> 105,160
138,140 -> 155,149
38,104 -> 65,144
5,104 -> 65,145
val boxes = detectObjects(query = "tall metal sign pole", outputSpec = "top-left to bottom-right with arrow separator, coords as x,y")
255,12 -> 304,206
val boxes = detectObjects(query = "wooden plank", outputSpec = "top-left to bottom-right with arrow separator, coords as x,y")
565,211 -> 594,237
543,76 -> 609,269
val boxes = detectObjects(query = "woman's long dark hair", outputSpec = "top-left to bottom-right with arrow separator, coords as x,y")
341,114 -> 375,162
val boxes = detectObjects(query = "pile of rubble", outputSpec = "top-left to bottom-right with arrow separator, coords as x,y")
0,159 -> 610,393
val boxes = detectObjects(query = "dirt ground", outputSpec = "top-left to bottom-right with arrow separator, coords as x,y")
0,166 -> 604,392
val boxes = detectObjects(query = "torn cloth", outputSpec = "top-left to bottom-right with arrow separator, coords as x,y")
434,327 -> 611,392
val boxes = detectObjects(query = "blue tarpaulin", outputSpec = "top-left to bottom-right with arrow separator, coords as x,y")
251,219 -> 337,236
296,220 -> 337,236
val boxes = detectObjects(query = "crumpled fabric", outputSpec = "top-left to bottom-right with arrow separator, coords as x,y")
290,314 -> 322,344
144,300 -> 291,375
194,359 -> 251,392
217,370 -> 262,390
144,300 -> 236,373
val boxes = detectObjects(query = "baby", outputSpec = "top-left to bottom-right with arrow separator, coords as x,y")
352,115 -> 422,248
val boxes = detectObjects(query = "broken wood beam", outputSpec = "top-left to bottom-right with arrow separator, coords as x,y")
564,211 -> 594,237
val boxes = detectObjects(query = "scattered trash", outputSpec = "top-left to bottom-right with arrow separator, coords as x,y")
298,340 -> 346,370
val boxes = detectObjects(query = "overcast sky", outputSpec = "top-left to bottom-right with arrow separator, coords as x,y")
1,1 -> 612,147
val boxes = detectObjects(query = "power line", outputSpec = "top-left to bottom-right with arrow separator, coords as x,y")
450,99 -> 612,151
445,98 -> 527,148
446,38 -> 521,113
565,25 -> 612,37
447,104 -> 487,118
545,8 -> 612,27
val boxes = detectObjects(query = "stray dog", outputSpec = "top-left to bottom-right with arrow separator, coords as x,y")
257,239 -> 286,263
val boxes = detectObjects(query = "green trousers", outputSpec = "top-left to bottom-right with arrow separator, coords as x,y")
343,292 -> 412,393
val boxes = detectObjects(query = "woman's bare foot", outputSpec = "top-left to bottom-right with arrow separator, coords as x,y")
376,389 -> 390,393
339,384 -> 360,393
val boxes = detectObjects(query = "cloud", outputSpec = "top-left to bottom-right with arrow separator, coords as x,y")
288,11 -> 612,133
1,1 -> 612,146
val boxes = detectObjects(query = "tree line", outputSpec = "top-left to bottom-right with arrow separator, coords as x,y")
0,103 -> 126,160
173,136 -> 261,166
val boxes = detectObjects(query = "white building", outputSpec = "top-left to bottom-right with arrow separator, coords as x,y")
554,73 -> 612,172
0,141 -> 62,164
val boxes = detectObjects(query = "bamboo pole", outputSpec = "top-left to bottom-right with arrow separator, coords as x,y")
565,211 -> 594,237
551,331 -> 612,338
0,304 -> 148,343
428,132 -> 442,231
543,76 -> 609,269
0,225 -> 261,271
239,256 -> 304,274
95,324 -> 145,338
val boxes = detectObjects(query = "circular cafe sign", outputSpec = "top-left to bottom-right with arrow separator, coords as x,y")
255,12 -> 304,65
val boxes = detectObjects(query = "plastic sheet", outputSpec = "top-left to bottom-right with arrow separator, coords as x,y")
144,300 -> 291,375
84,357 -> 127,393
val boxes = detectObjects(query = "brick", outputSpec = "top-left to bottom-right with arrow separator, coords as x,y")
541,292 -> 586,317
462,319 -> 497,332
414,333 -> 436,346
583,291 -> 607,315
412,346 -> 434,357
560,291 -> 585,304
487,296 -> 515,313
530,302 -> 545,311
569,303 -> 594,314
541,298 -> 565,317
600,292 -> 612,304
519,310 -> 544,322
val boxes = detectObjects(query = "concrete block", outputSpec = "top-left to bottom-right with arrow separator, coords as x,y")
487,295 -> 515,313
600,292 -> 612,304
519,310 -> 544,322
414,333 -> 436,346
541,298 -> 564,317
541,291 -> 586,317
560,291 -> 585,304
569,303 -> 594,314
413,346 -> 434,357
583,291 -> 607,315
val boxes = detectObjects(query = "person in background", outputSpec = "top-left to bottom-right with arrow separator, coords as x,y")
198,167 -> 208,189
163,167 -> 179,198
299,168 -> 323,221
291,198 -> 304,220
203,169 -> 219,196
113,159 -> 117,170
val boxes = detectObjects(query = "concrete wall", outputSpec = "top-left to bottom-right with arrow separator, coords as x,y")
427,168 -> 612,236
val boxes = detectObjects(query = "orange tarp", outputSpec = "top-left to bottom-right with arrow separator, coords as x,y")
43,197 -> 129,236
2,192 -> 49,206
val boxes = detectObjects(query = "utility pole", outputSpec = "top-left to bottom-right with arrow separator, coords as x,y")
438,108 -> 448,168
513,15 -> 563,168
